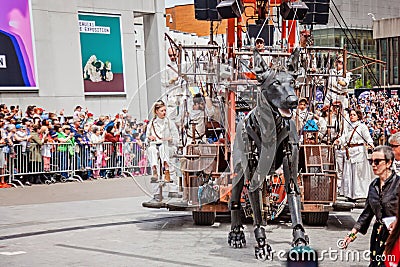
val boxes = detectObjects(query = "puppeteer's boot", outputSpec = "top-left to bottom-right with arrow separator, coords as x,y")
142,194 -> 164,209
164,170 -> 171,183
151,167 -> 158,183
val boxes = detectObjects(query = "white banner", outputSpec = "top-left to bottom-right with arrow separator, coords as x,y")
79,20 -> 110,34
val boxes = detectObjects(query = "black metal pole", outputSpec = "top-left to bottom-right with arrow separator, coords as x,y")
210,20 -> 213,44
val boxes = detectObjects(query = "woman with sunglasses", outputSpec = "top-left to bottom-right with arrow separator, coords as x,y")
334,109 -> 374,201
342,145 -> 400,266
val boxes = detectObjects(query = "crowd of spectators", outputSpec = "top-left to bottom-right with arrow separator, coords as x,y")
0,104 -> 149,188
302,90 -> 400,146
1,90 -> 398,188
348,91 -> 400,146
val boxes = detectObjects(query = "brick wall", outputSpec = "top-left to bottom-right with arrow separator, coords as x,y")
166,4 -> 228,37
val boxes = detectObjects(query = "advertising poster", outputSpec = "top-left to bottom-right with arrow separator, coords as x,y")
0,0 -> 37,88
79,13 -> 125,94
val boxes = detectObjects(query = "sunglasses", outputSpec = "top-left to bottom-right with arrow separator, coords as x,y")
368,158 -> 387,165
337,61 -> 343,64
390,143 -> 400,148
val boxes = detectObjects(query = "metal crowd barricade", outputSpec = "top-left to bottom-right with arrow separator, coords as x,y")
3,141 -> 148,187
74,141 -> 147,179
0,150 -> 14,186
10,143 -> 82,185
120,141 -> 145,174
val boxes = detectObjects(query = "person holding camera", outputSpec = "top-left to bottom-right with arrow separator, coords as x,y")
342,146 -> 400,266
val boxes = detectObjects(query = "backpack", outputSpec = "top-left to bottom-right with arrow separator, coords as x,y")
303,119 -> 319,132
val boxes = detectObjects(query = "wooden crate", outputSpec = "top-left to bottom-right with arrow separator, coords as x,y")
302,173 -> 337,203
300,145 -> 335,173
184,144 -> 229,174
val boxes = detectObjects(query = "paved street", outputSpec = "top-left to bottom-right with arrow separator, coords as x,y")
0,177 -> 370,266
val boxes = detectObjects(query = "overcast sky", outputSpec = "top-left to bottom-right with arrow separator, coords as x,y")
165,0 -> 193,8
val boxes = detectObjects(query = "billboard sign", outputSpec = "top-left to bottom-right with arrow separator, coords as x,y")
78,13 -> 125,95
0,0 -> 37,88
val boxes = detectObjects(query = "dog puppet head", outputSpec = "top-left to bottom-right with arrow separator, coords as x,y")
253,51 -> 298,119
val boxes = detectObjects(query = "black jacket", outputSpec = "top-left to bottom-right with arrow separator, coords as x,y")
354,172 -> 400,235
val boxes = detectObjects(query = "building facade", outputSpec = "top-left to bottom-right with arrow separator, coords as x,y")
311,0 -> 399,87
373,18 -> 400,88
0,0 -> 166,119
165,4 -> 228,37
323,0 -> 400,29
313,27 -> 376,86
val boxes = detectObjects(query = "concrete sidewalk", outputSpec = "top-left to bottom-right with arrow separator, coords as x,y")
0,176 -> 371,266
0,176 -> 152,206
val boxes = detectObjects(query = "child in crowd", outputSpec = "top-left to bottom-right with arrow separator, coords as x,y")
123,135 -> 133,170
40,126 -> 52,172
139,151 -> 148,175
90,126 -> 104,179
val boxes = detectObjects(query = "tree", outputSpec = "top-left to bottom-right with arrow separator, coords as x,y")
366,79 -> 372,88
355,79 -> 363,89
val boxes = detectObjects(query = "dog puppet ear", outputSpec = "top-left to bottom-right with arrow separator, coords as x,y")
286,47 -> 300,76
252,47 -> 274,84
253,50 -> 269,75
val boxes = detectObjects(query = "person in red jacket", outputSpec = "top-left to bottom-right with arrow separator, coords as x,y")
385,187 -> 400,267
104,124 -> 121,177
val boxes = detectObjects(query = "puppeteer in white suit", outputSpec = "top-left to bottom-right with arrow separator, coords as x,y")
324,55 -> 351,109
146,100 -> 180,199
335,109 -> 374,200
161,47 -> 187,129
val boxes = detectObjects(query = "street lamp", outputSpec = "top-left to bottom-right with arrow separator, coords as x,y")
367,13 -> 376,21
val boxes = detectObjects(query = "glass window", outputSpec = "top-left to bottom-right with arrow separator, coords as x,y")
393,37 -> 399,84
376,40 -> 380,83
380,39 -> 388,85
334,36 -> 340,47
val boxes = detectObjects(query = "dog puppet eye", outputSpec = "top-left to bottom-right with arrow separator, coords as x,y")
273,80 -> 281,86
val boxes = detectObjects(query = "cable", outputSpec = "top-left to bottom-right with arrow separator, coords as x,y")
286,8 -> 298,42
329,0 -> 381,88
255,17 -> 268,40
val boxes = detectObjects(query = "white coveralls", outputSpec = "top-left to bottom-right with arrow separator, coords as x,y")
324,69 -> 351,109
186,97 -> 216,145
161,61 -> 187,129
337,120 -> 374,199
146,117 -> 179,195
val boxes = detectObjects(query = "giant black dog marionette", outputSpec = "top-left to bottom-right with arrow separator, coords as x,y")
228,47 -> 309,260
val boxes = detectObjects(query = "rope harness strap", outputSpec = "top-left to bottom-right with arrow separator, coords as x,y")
345,125 -> 359,160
